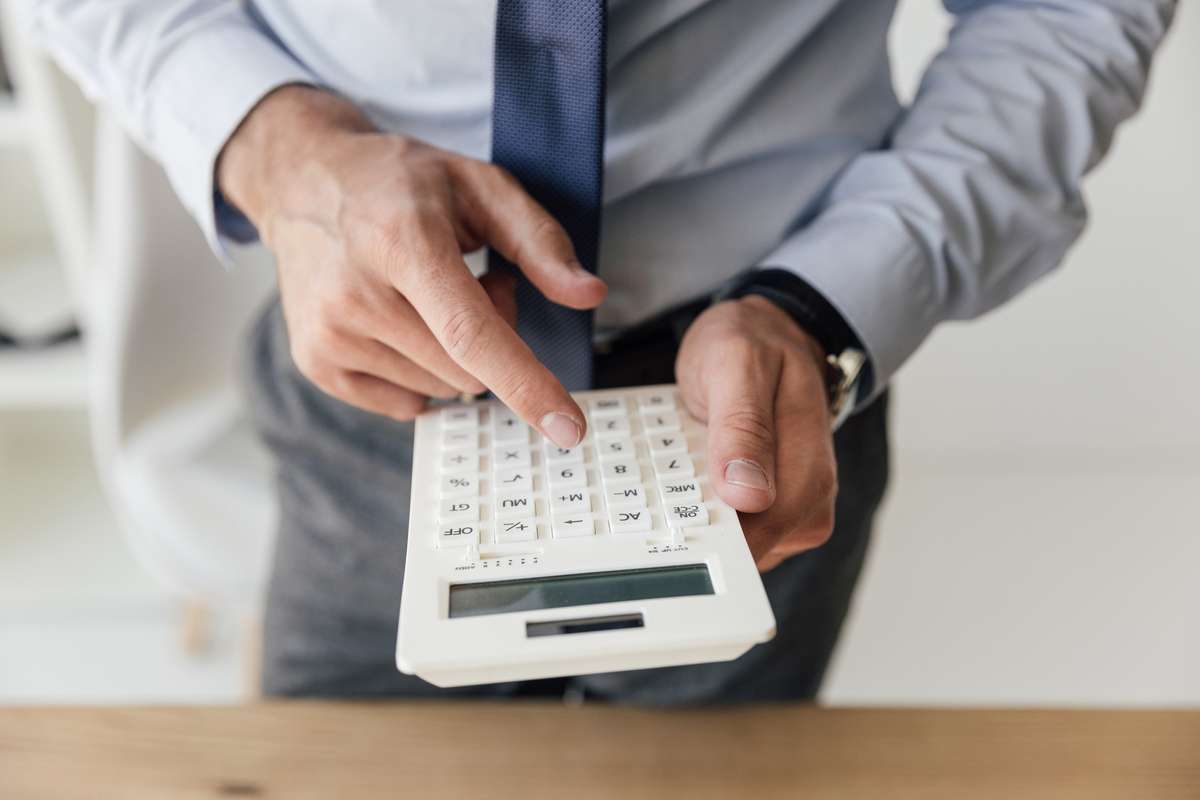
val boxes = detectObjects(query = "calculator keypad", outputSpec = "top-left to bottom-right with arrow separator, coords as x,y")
432,389 -> 712,548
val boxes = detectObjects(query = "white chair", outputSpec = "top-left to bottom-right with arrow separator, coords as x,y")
87,111 -> 278,614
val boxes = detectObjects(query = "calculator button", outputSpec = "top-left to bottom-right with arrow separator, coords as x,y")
606,484 -> 647,509
438,523 -> 480,548
492,446 -> 531,469
601,459 -> 641,484
548,464 -> 588,488
494,468 -> 532,492
637,391 -> 675,414
589,397 -> 627,417
596,437 -> 636,461
653,454 -> 694,478
659,479 -> 702,503
441,406 -> 479,429
550,489 -> 591,515
641,411 -> 682,434
442,429 -> 478,450
439,498 -> 479,523
609,508 -> 653,534
552,516 -> 595,539
496,518 -> 538,544
647,434 -> 688,456
493,421 -> 529,445
665,502 -> 709,528
492,414 -> 529,444
544,444 -> 585,465
440,474 -> 480,497
495,492 -> 536,519
592,415 -> 631,438
442,452 -> 479,473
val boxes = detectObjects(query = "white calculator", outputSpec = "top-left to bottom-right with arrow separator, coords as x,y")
396,384 -> 776,687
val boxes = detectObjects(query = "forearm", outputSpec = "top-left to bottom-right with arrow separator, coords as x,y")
34,0 -> 316,252
763,0 -> 1176,394
216,85 -> 373,232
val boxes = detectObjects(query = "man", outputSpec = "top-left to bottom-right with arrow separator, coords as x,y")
37,0 -> 1173,700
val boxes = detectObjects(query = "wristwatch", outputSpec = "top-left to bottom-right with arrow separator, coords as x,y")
713,268 -> 870,431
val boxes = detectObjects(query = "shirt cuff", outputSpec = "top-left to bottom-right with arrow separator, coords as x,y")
146,21 -> 317,261
758,205 -> 937,402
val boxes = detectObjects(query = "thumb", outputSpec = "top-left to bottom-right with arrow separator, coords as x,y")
703,350 -> 779,514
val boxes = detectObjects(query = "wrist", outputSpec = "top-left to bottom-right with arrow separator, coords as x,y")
737,295 -> 827,375
715,267 -> 873,402
216,84 -> 374,227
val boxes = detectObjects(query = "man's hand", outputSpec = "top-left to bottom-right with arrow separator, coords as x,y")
217,85 -> 605,447
677,296 -> 837,571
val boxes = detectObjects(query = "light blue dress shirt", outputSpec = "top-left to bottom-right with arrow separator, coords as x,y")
35,0 -> 1175,398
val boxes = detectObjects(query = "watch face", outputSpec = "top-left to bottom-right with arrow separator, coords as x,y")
828,350 -> 867,427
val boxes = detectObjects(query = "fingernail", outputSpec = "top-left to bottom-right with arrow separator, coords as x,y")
725,459 -> 769,491
567,261 -> 593,278
541,412 -> 583,449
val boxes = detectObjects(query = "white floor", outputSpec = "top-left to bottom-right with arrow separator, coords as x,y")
824,448 -> 1200,706
0,411 -> 244,704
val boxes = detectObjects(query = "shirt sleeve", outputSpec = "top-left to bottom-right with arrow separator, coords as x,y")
32,1 -> 317,256
760,0 -> 1176,400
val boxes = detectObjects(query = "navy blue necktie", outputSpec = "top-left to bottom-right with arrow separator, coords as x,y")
489,0 -> 607,391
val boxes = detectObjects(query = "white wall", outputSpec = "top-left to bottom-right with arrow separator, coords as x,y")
824,0 -> 1200,706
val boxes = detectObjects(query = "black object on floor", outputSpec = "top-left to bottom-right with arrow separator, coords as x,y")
0,323 -> 81,350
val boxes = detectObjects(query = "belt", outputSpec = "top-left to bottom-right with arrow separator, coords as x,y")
591,296 -> 711,390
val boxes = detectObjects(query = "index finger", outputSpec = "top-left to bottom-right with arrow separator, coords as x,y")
396,221 -> 587,448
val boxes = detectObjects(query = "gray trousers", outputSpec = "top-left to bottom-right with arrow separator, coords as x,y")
245,299 -> 890,702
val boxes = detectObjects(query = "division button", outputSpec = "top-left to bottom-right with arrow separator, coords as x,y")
492,417 -> 529,445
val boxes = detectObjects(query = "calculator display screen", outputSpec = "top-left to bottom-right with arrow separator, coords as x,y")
448,564 -> 714,619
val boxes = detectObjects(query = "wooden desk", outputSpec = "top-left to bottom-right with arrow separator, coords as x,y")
1,704 -> 1197,799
